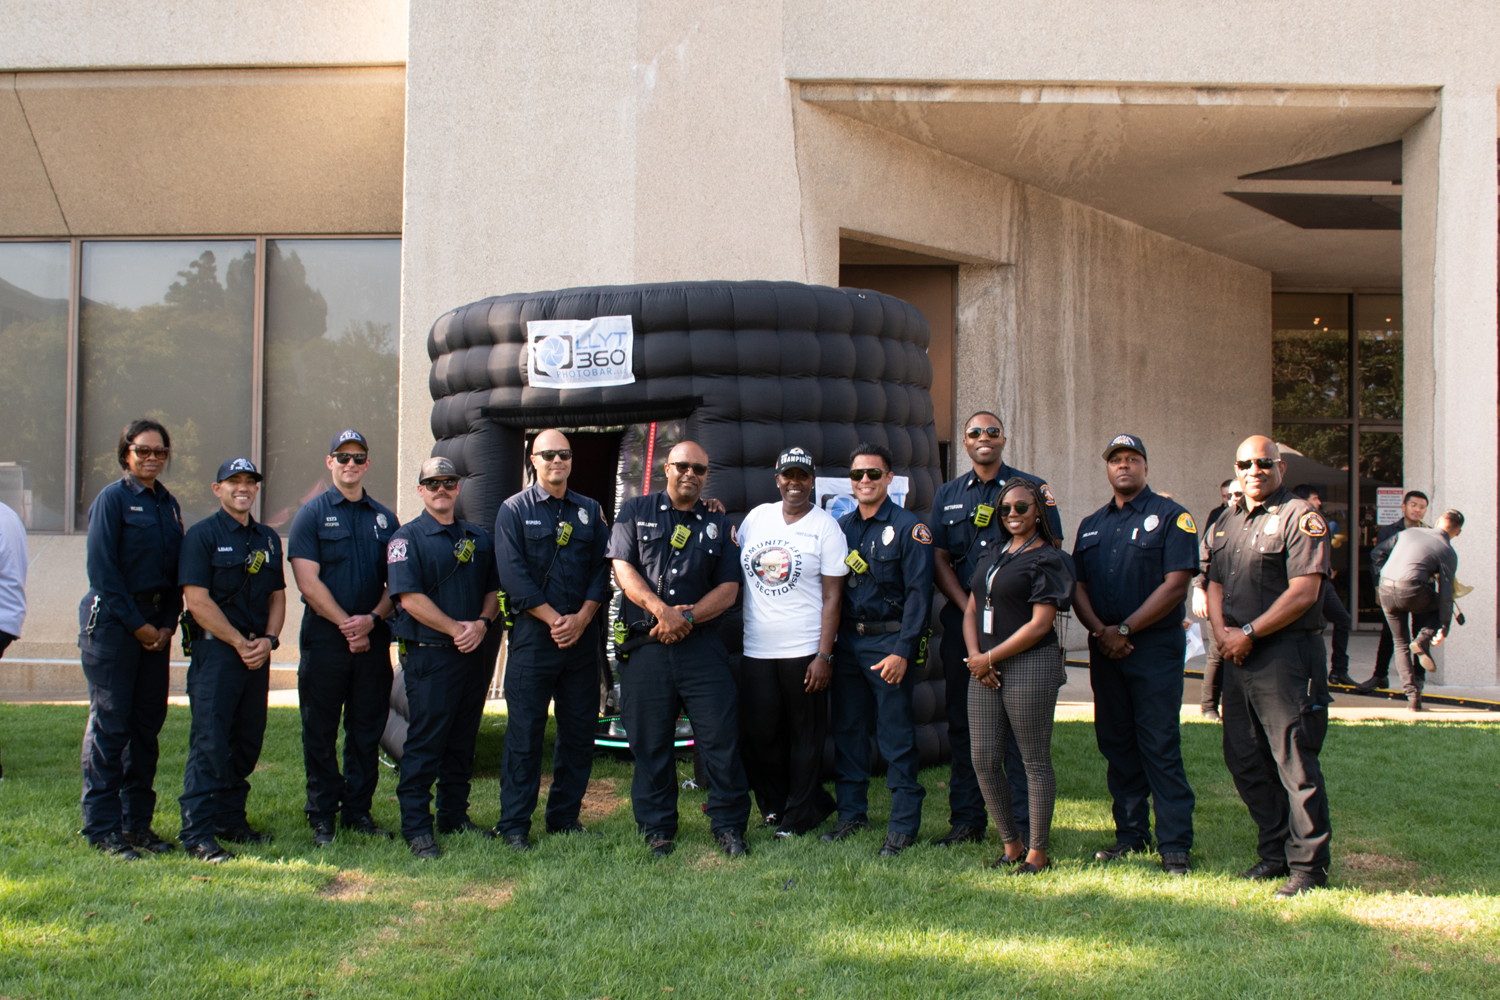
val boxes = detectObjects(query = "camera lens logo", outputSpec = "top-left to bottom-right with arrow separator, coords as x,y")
534,335 -> 573,377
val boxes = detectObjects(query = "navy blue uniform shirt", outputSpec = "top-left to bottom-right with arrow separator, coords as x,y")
495,482 -> 610,616
287,487 -> 399,617
1072,486 -> 1199,634
606,492 -> 739,631
385,511 -> 500,644
178,509 -> 285,636
928,463 -> 1064,595
839,498 -> 936,661
85,475 -> 185,631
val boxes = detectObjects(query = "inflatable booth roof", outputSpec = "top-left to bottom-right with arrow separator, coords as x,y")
426,280 -> 941,530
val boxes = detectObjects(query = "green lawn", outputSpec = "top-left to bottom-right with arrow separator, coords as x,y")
1,702 -> 1497,999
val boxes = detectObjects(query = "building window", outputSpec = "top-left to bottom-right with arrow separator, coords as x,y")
1272,292 -> 1403,626
0,243 -> 70,530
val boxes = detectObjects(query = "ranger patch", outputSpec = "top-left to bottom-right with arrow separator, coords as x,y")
1176,512 -> 1197,534
387,539 -> 408,563
913,523 -> 933,545
1298,512 -> 1329,538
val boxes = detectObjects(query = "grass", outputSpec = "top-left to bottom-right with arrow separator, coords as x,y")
1,703 -> 1498,1000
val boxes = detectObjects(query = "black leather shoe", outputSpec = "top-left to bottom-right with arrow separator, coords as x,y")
1161,851 -> 1192,876
1275,870 -> 1328,897
1354,676 -> 1388,694
1410,641 -> 1437,676
184,839 -> 234,863
123,828 -> 177,854
1240,858 -> 1290,880
501,832 -> 532,852
546,821 -> 599,836
646,835 -> 675,858
216,825 -> 273,844
820,819 -> 871,843
92,832 -> 143,861
716,830 -> 749,857
310,821 -> 336,846
408,834 -> 442,860
1327,671 -> 1356,687
437,818 -> 496,838
986,851 -> 1024,868
343,815 -> 395,839
1094,841 -> 1147,861
936,824 -> 985,846
878,832 -> 915,857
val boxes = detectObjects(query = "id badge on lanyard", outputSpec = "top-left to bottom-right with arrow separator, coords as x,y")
981,533 -> 1036,635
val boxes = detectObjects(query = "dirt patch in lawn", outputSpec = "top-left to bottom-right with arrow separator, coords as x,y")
455,880 -> 516,909
1340,852 -> 1445,892
1351,894 -> 1480,941
537,775 -> 627,824
321,870 -> 378,901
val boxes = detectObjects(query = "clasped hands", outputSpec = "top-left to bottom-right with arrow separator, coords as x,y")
132,623 -> 174,653
964,649 -> 1001,689
650,605 -> 695,644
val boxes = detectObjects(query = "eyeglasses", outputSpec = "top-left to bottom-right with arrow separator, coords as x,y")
849,468 -> 887,481
1235,458 -> 1278,471
421,478 -> 460,491
331,453 -> 368,465
534,449 -> 572,461
129,445 -> 170,460
669,462 -> 708,476
966,426 -> 1003,440
998,502 -> 1032,515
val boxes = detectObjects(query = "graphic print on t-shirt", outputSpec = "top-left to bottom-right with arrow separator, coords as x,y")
746,539 -> 801,596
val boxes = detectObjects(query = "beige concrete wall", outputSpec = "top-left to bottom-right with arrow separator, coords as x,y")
4,0 -> 407,71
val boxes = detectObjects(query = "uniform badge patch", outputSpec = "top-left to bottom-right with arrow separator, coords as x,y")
1176,512 -> 1197,534
387,539 -> 408,563
1040,484 -> 1057,506
1143,515 -> 1160,532
730,524 -> 739,546
1298,512 -> 1329,538
1263,515 -> 1281,535
881,525 -> 895,546
376,513 -> 388,529
913,523 -> 933,545
705,522 -> 718,540
577,509 -> 589,525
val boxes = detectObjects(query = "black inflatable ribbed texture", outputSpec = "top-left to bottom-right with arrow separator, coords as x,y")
425,280 -> 940,529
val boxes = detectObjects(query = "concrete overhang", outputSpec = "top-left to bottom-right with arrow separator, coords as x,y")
798,83 -> 1439,289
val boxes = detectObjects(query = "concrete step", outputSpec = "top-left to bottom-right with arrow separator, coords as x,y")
0,658 -> 300,699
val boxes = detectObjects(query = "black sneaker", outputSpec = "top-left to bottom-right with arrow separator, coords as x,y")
310,821 -> 336,846
715,830 -> 749,857
936,824 -> 985,846
878,832 -> 915,857
646,834 -> 675,858
1094,841 -> 1148,861
408,834 -> 442,860
122,828 -> 177,854
1240,858 -> 1291,880
1161,851 -> 1192,876
92,832 -> 143,861
820,818 -> 871,843
437,818 -> 496,838
184,838 -> 234,863
216,825 -> 273,845
501,832 -> 532,852
343,815 -> 395,839
1275,870 -> 1328,897
1328,671 -> 1356,687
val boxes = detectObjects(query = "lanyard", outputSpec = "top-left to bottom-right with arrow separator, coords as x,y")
983,532 -> 1037,614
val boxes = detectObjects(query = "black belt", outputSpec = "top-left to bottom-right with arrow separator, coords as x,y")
198,630 -> 266,643
845,619 -> 902,636
133,589 -> 166,604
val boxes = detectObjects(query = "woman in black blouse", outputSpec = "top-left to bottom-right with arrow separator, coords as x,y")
962,477 -> 1072,874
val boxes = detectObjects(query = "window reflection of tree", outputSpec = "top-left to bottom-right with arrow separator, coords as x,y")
0,278 -> 67,526
1273,330 -> 1349,419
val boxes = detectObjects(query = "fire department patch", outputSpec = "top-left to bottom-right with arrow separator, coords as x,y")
1040,483 -> 1057,506
913,523 -> 933,545
387,538 -> 408,563
1298,512 -> 1329,538
1176,512 -> 1197,534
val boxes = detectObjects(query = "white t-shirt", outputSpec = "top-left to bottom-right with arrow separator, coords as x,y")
738,502 -> 849,659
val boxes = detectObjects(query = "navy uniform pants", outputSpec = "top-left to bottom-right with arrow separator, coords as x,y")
298,617 -> 394,827
79,616 -> 171,842
496,615 -> 600,837
1088,629 -> 1195,853
831,629 -> 926,837
179,638 -> 271,845
1221,629 -> 1332,874
620,630 -> 749,839
939,601 -> 1028,841
397,643 -> 491,840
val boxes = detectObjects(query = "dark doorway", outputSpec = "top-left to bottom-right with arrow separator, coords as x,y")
523,429 -> 625,524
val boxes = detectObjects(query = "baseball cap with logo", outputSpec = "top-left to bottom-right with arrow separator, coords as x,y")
215,457 -> 263,483
1103,434 -> 1147,461
330,429 -> 369,454
777,447 -> 815,475
418,456 -> 459,485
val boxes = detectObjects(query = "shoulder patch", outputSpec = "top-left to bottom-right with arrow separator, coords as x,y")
1040,484 -> 1057,506
729,524 -> 739,546
387,538 -> 408,563
1298,512 -> 1329,538
913,523 -> 933,545
1176,512 -> 1197,534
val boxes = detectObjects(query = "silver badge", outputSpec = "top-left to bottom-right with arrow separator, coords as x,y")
1143,515 -> 1160,532
578,509 -> 589,525
705,522 -> 718,540
882,525 -> 895,546
1263,515 -> 1281,535
376,513 -> 388,529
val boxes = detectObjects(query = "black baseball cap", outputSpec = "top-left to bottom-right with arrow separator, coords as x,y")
418,456 -> 459,484
1103,434 -> 1147,461
330,429 -> 369,453
215,457 -> 263,483
777,447 -> 815,474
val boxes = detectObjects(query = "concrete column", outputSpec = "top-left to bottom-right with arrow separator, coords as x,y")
1401,89 -> 1499,687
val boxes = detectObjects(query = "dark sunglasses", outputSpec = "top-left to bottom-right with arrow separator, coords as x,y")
421,477 -> 460,491
669,461 -> 708,476
966,426 -> 1003,440
534,449 -> 572,461
331,453 -> 368,465
998,502 -> 1032,515
1235,458 -> 1278,471
129,445 -> 170,459
849,468 -> 887,481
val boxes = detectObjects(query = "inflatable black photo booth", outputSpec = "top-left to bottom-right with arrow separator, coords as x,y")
417,280 -> 953,771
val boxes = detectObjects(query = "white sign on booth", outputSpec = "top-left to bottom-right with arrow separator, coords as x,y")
815,475 -> 910,522
527,315 -> 636,388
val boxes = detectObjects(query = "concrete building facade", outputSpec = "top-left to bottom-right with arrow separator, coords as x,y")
2,1 -> 1496,686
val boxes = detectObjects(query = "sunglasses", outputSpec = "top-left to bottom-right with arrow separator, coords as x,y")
331,453 -> 368,465
129,445 -> 170,459
421,477 -> 460,491
998,502 -> 1032,515
669,462 -> 709,476
966,426 -> 1003,440
1235,458 -> 1278,471
849,468 -> 887,481
534,449 -> 572,461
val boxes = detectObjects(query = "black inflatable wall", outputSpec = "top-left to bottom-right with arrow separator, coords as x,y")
425,280 -> 941,530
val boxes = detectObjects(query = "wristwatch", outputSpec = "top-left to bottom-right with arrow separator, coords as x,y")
266,635 -> 280,651
1241,623 -> 1256,638
1116,623 -> 1132,637
816,651 -> 833,664
683,609 -> 695,625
